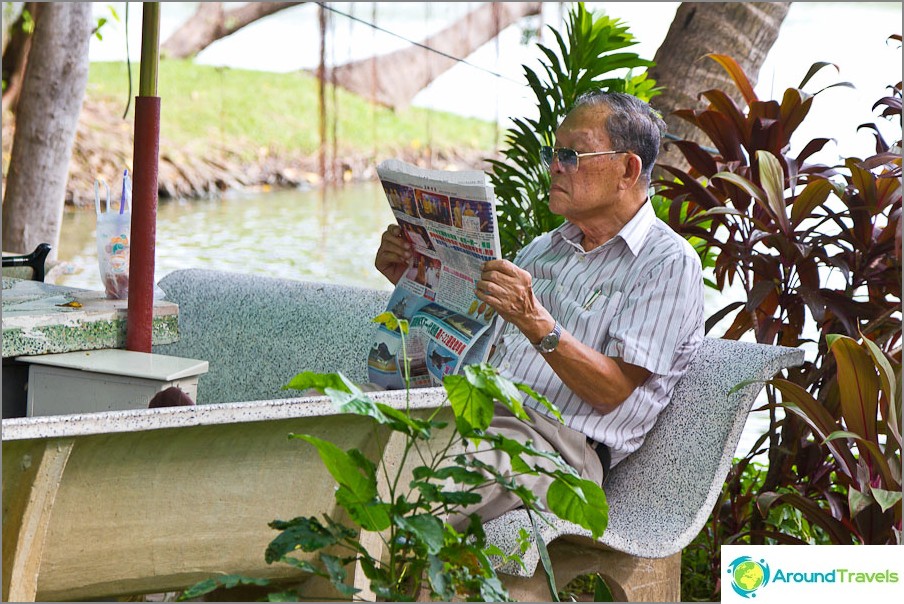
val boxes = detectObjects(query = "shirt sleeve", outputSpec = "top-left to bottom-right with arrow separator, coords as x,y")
602,253 -> 704,376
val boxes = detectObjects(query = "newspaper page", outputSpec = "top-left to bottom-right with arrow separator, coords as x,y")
368,159 -> 502,389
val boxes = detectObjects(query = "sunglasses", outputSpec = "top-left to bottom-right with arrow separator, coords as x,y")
540,146 -> 628,174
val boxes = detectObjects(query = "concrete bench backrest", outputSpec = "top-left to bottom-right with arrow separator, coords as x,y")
484,337 -> 805,580
153,269 -> 391,404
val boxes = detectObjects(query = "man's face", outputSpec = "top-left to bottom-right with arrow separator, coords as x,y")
548,105 -> 624,221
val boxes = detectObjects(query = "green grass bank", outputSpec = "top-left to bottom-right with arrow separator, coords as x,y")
3,60 -> 501,205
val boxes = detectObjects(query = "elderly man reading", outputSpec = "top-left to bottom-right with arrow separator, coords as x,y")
374,90 -> 704,525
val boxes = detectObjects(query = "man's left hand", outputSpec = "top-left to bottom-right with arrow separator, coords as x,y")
476,260 -> 553,342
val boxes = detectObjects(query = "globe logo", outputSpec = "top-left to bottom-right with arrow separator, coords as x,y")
727,556 -> 770,598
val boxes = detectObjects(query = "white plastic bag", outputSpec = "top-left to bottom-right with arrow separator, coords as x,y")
95,172 -> 131,299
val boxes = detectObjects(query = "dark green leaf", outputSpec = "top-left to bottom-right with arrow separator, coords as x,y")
394,514 -> 444,554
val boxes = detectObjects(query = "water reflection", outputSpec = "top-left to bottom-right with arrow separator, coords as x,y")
56,181 -> 397,292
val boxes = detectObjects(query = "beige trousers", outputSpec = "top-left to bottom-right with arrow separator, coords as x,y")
449,403 -> 605,530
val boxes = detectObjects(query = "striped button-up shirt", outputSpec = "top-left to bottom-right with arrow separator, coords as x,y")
489,201 -> 704,467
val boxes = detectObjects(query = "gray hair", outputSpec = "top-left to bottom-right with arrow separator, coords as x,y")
571,90 -> 666,185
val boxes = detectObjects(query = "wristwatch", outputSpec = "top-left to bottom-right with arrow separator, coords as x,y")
533,321 -> 562,353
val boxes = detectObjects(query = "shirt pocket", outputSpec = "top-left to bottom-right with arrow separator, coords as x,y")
565,287 -> 624,349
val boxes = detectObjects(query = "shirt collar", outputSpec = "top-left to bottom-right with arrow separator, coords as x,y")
552,200 -> 656,257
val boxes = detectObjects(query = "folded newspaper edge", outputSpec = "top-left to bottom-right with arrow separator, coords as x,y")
368,159 -> 503,390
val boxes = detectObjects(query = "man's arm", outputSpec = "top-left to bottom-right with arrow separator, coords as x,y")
476,259 -> 649,413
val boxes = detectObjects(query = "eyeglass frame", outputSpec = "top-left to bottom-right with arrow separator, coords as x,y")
540,145 -> 629,173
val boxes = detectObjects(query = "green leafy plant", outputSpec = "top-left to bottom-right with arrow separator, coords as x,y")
488,2 -> 658,259
181,313 -> 607,602
655,49 -> 902,598
761,334 -> 902,544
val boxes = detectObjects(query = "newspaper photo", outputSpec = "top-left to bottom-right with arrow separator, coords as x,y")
368,159 -> 502,389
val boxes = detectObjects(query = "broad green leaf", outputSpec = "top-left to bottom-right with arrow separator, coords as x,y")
266,516 -> 346,562
292,436 -> 376,502
546,474 -> 608,539
516,382 -> 563,422
283,371 -> 353,394
178,575 -> 270,600
375,403 -> 433,438
412,465 -> 486,486
394,514 -> 444,555
320,554 -> 360,597
335,485 -> 391,532
427,555 -> 454,601
460,364 -> 531,422
444,373 -> 495,433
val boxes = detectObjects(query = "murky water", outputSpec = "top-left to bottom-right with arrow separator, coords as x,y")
55,181 -> 775,456
56,181 -> 397,293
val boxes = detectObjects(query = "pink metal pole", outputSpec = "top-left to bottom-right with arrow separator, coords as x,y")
125,96 -> 160,352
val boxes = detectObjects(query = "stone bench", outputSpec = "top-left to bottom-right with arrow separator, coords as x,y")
2,269 -> 805,601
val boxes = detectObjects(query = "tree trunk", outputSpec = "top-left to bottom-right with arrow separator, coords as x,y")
2,2 -> 92,258
161,2 -> 306,59
330,2 -> 542,110
2,2 -> 43,114
648,2 -> 792,170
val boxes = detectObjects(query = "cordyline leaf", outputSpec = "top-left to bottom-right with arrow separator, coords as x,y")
797,61 -> 839,89
827,335 -> 880,444
756,491 -> 854,544
779,87 -> 814,139
871,488 -> 903,514
768,378 -> 858,476
824,430 -> 897,489
547,473 -> 608,539
859,336 -> 899,417
791,178 -> 834,227
756,150 -> 792,234
700,88 -> 749,142
849,487 -> 873,518
707,53 -> 758,106
712,172 -> 766,205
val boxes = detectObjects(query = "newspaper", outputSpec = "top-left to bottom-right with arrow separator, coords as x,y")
368,159 -> 502,389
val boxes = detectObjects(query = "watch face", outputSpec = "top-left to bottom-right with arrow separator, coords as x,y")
539,332 -> 559,352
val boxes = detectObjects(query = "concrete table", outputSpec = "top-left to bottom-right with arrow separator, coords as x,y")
2,277 -> 181,417
2,277 -> 179,358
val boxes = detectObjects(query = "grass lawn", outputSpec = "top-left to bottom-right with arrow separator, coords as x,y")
86,60 -> 499,163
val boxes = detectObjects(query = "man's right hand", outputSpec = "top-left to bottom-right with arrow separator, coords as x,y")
375,224 -> 412,285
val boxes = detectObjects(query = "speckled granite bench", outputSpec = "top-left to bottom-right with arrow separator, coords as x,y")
151,268 -> 392,404
2,269 -> 804,601
488,338 -> 805,601
151,269 -> 804,601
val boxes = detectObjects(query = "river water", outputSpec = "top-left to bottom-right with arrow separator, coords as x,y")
55,181 -> 774,457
